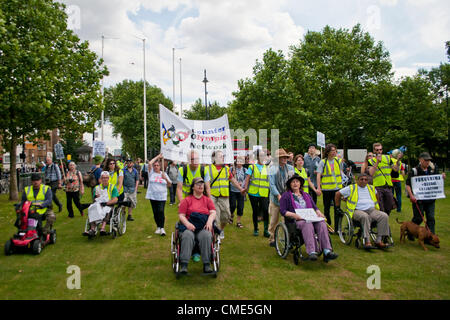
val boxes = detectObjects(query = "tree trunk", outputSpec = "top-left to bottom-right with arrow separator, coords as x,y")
9,137 -> 19,201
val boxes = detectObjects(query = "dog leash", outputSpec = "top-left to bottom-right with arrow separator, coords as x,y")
414,202 -> 431,232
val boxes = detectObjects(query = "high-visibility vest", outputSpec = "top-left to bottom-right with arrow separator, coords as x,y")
368,155 -> 393,187
25,185 -> 50,215
109,171 -> 124,195
345,183 -> 380,218
295,167 -> 309,192
116,161 -> 124,170
206,164 -> 230,197
248,164 -> 269,197
391,158 -> 404,182
94,183 -> 115,200
320,157 -> 343,190
179,166 -> 204,198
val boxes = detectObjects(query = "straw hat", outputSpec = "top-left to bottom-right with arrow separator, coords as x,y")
275,148 -> 289,158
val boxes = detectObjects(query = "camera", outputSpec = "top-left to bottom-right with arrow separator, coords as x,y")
68,179 -> 75,183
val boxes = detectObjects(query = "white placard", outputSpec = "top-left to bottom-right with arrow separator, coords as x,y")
93,141 -> 106,158
295,208 -> 325,222
411,174 -> 446,200
159,104 -> 233,164
317,131 -> 325,148
54,143 -> 64,160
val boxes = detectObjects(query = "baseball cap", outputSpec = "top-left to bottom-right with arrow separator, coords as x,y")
419,152 -> 432,160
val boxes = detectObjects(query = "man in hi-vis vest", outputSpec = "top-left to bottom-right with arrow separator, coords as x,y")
206,151 -> 245,240
368,142 -> 399,215
21,173 -> 56,236
176,150 -> 211,204
335,173 -> 390,249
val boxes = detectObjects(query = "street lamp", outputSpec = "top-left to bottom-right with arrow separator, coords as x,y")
135,35 -> 148,162
202,69 -> 209,120
179,58 -> 183,117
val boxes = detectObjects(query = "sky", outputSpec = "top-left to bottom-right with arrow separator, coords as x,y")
64,0 -> 450,151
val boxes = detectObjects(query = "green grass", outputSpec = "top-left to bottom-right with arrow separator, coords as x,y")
0,179 -> 449,300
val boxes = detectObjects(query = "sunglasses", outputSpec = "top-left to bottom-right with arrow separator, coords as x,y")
374,148 -> 382,151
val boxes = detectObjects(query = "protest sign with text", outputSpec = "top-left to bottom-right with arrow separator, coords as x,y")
159,104 -> 233,164
411,174 -> 445,200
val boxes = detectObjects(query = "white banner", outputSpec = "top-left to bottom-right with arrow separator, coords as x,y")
411,174 -> 446,200
317,131 -> 325,148
159,104 -> 233,164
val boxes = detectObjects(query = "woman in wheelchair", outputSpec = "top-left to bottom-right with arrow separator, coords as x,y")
86,172 -> 119,237
279,175 -> 338,262
178,177 -> 217,275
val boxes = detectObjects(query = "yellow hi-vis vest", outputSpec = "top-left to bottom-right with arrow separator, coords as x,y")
248,164 -> 269,197
391,158 -> 404,182
320,157 -> 343,190
295,167 -> 309,192
94,183 -> 115,200
368,155 -> 393,187
109,171 -> 123,195
345,183 -> 380,218
179,166 -> 204,198
25,185 -> 50,215
206,164 -> 230,197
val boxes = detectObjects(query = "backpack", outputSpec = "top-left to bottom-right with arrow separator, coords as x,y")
83,167 -> 101,188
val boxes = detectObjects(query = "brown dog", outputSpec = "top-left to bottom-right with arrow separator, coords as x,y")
396,219 -> 440,251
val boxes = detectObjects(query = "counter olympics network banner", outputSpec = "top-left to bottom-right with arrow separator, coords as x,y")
159,104 -> 234,164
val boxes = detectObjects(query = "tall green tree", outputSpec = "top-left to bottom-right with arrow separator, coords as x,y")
0,0 -> 107,200
104,80 -> 173,159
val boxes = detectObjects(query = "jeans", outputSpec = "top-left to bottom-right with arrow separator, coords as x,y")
392,181 -> 402,212
169,184 -> 177,204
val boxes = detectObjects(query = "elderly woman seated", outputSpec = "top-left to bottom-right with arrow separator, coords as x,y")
279,175 -> 338,262
178,177 -> 217,275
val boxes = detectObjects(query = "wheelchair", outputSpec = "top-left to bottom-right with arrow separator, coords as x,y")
337,208 -> 394,249
171,222 -> 221,278
274,218 -> 332,265
83,201 -> 131,239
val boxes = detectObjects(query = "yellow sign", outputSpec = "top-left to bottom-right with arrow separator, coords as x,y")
67,154 -> 71,160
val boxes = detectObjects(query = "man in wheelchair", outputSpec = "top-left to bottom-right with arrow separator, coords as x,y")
279,175 -> 338,262
177,177 -> 217,275
86,171 -> 119,237
335,173 -> 390,249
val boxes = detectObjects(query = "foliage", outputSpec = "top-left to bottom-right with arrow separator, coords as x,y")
0,0 -> 107,199
104,80 -> 173,159
183,98 -> 228,120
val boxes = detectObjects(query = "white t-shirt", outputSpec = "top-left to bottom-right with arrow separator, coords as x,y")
340,185 -> 377,211
145,169 -> 169,201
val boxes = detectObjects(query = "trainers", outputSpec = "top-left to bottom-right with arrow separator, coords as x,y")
203,263 -> 214,274
127,215 -> 134,221
323,251 -> 338,263
160,228 -> 166,236
192,253 -> 201,262
155,227 -> 161,234
308,252 -> 318,261
180,263 -> 188,275
264,231 -> 270,238
269,241 -> 276,248
219,230 -> 225,240
253,230 -> 259,236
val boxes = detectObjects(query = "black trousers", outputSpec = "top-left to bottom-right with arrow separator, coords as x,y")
48,181 -> 62,208
322,190 -> 338,230
229,191 -> 245,218
66,191 -> 83,217
309,187 -> 317,204
169,184 -> 177,204
150,199 -> 166,228
249,195 -> 269,231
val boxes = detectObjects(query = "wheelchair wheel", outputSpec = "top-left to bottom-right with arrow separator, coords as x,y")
338,212 -> 353,245
171,232 -> 179,273
117,207 -> 127,236
213,234 -> 220,272
275,222 -> 290,259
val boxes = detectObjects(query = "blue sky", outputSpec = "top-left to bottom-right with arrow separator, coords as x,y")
65,0 -> 449,150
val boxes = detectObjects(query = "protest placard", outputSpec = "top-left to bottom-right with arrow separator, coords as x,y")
411,174 -> 446,200
295,208 -> 325,222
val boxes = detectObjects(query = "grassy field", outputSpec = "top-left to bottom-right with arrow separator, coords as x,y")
0,179 -> 449,300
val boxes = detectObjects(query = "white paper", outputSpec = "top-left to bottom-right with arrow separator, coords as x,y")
88,187 -> 111,223
295,208 -> 325,222
411,174 -> 446,201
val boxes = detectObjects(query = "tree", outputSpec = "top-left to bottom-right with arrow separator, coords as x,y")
104,80 -> 173,159
289,24 -> 393,159
183,99 -> 228,120
0,0 -> 107,200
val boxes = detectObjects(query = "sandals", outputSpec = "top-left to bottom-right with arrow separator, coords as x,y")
236,222 -> 244,228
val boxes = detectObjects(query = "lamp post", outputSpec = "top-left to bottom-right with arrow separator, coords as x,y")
172,48 -> 176,115
135,36 -> 148,162
202,69 -> 209,120
179,58 -> 183,117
